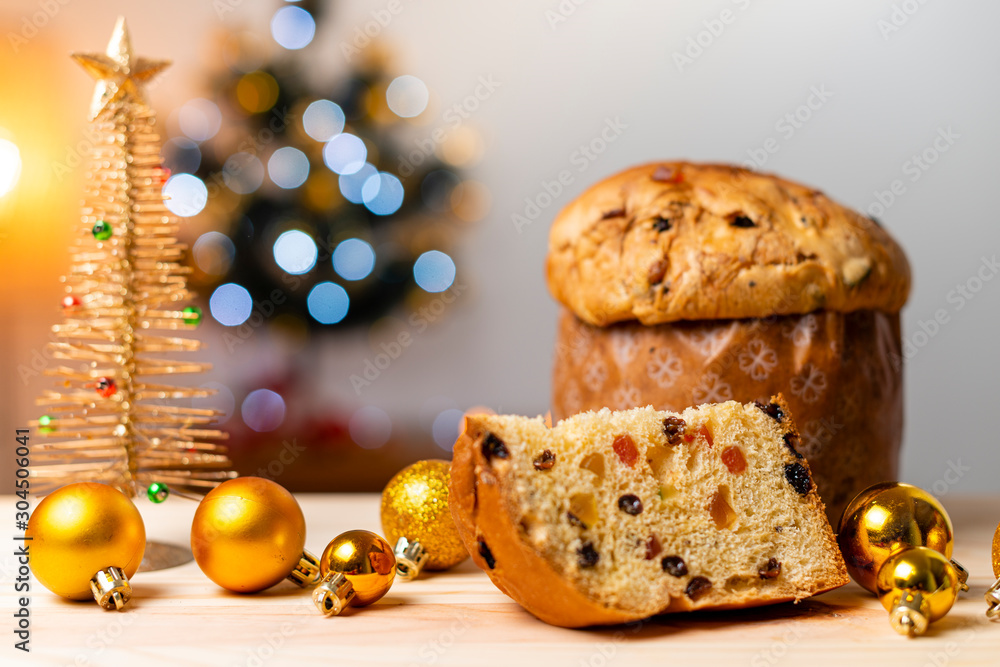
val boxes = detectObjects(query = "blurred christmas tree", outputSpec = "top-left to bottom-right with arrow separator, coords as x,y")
164,1 -> 487,333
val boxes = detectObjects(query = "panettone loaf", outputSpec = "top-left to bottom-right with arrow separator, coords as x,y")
450,397 -> 849,628
546,161 -> 910,521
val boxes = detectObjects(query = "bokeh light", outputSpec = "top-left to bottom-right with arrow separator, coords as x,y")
222,152 -> 265,194
307,282 -> 350,324
163,174 -> 208,217
323,133 -> 367,175
270,6 -> 316,50
338,162 -> 378,203
241,389 -> 286,432
413,250 -> 456,293
303,100 -> 346,142
236,71 -> 279,114
361,172 -> 404,215
386,75 -> 429,118
192,231 -> 236,276
333,238 -> 376,281
162,137 -> 201,174
432,408 -> 464,451
268,147 -> 310,189
178,98 -> 222,142
209,283 -> 253,326
349,406 -> 393,449
0,137 -> 21,197
273,229 -> 318,274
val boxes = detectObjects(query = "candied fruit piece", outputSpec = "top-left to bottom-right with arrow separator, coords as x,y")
645,535 -> 662,560
661,555 -> 688,577
709,487 -> 737,530
759,558 -> 782,579
698,425 -> 713,448
481,433 -> 509,461
662,416 -> 686,445
618,494 -> 643,516
569,493 -> 599,529
578,542 -> 599,568
784,463 -> 812,495
613,434 -> 639,468
533,449 -> 556,471
579,452 -> 606,479
721,446 -> 747,474
685,576 -> 712,601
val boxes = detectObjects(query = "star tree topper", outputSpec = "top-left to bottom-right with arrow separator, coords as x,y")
71,16 -> 171,120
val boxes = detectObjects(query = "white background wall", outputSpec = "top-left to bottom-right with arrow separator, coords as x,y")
4,0 -> 999,492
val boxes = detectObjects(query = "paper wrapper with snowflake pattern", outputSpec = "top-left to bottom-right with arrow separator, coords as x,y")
551,307 -> 903,521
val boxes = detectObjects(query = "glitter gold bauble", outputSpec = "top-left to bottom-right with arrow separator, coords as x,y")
190,477 -> 318,593
380,460 -> 467,577
837,482 -> 962,594
315,530 -> 395,613
26,483 -> 145,609
876,547 -> 960,636
987,522 -> 1000,620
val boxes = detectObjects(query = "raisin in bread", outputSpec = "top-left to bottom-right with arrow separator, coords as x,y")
449,396 -> 849,628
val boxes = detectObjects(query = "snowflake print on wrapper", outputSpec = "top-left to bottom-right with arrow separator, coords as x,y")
611,382 -> 641,410
646,349 -> 683,388
608,330 -> 640,369
783,314 -> 819,347
684,323 -> 735,358
691,372 -> 733,405
582,355 -> 608,392
738,339 -> 778,381
790,363 -> 828,403
563,380 -> 583,415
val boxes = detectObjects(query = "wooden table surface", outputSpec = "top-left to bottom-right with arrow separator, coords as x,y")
5,494 -> 1000,666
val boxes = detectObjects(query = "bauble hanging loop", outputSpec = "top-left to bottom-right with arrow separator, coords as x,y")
380,460 -> 467,581
837,482 -> 968,593
313,530 -> 395,616
26,483 -> 146,610
190,477 -> 319,593
876,546 -> 961,637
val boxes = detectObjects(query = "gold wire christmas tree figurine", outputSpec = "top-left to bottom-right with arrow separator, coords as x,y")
31,17 -> 234,502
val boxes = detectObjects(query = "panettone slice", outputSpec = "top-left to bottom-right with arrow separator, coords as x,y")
449,396 -> 849,628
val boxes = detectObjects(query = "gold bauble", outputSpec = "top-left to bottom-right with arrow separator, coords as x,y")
191,477 -> 306,593
993,521 -> 1000,579
380,460 -> 468,570
837,482 -> 954,593
319,530 -> 395,606
876,547 -> 960,636
26,483 -> 146,600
